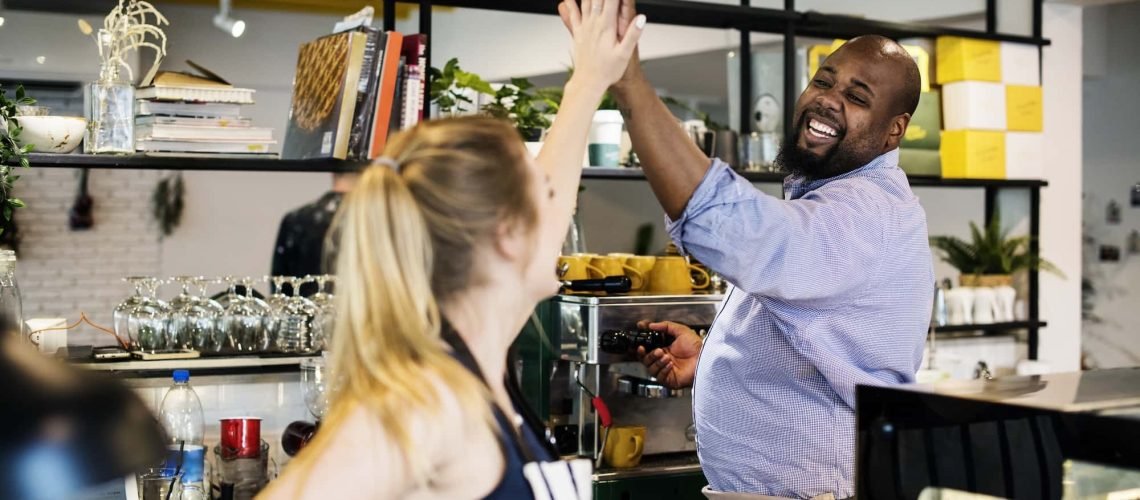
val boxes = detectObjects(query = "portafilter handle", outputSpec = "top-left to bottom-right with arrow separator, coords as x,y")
560,276 -> 632,294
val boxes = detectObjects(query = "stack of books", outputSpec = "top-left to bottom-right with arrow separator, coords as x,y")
282,24 -> 427,160
135,70 -> 277,156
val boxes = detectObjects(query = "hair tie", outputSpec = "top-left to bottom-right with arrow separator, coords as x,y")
375,157 -> 400,171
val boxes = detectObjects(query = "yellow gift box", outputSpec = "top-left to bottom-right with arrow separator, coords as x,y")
1006,85 -> 1043,132
940,130 -> 1006,179
936,36 -> 1001,84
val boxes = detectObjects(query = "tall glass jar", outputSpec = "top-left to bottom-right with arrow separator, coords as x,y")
0,250 -> 24,337
84,65 -> 134,154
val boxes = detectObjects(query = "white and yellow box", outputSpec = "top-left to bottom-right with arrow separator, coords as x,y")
943,81 -> 1007,131
1001,42 -> 1041,86
936,36 -> 1001,84
1006,85 -> 1044,132
1005,132 -> 1044,179
941,130 -> 1005,179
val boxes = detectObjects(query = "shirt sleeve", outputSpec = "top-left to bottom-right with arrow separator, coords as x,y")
666,159 -> 886,307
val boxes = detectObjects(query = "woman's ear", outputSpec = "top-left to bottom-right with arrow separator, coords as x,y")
492,218 -> 527,262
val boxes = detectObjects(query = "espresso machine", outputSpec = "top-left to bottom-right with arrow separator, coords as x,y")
542,293 -> 724,463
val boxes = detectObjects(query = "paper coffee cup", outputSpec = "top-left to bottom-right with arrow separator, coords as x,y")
589,110 -> 624,167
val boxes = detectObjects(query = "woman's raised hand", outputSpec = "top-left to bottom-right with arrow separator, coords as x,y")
558,0 -> 646,92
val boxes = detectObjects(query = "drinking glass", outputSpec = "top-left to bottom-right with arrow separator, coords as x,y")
263,275 -> 290,345
192,277 -> 226,352
242,277 -> 274,352
136,468 -> 182,500
276,276 -> 318,354
308,275 -> 336,351
129,277 -> 170,351
220,277 -> 268,353
215,275 -> 243,312
166,276 -> 198,349
300,355 -> 329,420
114,276 -> 148,349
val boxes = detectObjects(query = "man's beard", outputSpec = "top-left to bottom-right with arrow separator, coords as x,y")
775,116 -> 870,181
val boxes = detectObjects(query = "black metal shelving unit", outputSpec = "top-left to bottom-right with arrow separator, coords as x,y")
23,0 -> 1051,359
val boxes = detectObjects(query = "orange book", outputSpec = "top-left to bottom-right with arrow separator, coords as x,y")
368,31 -> 405,159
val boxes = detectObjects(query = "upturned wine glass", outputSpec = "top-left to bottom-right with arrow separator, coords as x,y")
114,277 -> 148,350
276,276 -> 319,354
220,277 -> 268,353
129,277 -> 171,351
166,276 -> 202,349
191,277 -> 226,352
308,275 -> 336,351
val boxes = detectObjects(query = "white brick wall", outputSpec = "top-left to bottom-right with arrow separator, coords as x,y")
14,167 -> 164,346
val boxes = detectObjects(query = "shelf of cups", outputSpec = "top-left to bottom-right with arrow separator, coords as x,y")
71,354 -> 321,378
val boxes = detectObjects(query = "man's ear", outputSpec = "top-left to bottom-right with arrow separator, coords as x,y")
885,113 -> 911,150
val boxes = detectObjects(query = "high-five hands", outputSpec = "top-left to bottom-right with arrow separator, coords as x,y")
557,0 -> 646,92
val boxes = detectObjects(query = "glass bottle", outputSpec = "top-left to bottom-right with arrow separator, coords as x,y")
0,250 -> 24,338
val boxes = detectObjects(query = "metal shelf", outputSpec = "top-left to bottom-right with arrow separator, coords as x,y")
581,167 -> 1048,189
933,321 -> 1048,334
426,0 -> 796,33
17,153 -> 366,173
70,354 -> 319,378
405,0 -> 1050,46
797,12 -> 1050,46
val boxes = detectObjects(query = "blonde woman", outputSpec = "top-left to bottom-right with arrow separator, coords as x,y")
260,1 -> 644,499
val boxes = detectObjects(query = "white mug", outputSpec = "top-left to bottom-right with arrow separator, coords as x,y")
945,287 -> 975,325
994,285 -> 1016,323
973,287 -> 997,324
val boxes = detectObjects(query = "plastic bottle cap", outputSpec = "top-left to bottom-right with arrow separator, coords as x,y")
173,369 -> 190,383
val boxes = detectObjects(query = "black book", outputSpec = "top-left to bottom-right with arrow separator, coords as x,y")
348,27 -> 383,159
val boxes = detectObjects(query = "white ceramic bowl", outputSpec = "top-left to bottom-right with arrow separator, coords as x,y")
15,116 -> 87,154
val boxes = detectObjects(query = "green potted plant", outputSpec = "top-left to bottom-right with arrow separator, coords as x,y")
930,211 -> 1062,287
0,85 -> 35,245
429,58 -> 495,117
482,77 -> 554,142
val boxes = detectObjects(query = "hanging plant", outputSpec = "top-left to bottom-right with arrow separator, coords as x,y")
152,172 -> 183,238
0,85 -> 35,243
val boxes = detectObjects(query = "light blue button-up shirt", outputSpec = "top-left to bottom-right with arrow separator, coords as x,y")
666,149 -> 933,498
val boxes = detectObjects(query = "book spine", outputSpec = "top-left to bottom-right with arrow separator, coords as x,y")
333,32 -> 370,159
367,31 -> 404,159
348,28 -> 382,160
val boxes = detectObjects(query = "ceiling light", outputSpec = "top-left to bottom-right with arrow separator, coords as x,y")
0,17 -> 6,28
213,0 -> 245,38
35,56 -> 45,64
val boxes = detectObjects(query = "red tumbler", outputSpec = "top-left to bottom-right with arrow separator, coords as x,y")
220,417 -> 262,459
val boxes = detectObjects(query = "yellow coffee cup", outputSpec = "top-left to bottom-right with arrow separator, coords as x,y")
590,255 -> 645,290
622,255 -> 656,291
603,425 -> 646,469
558,255 -> 604,281
647,256 -> 710,294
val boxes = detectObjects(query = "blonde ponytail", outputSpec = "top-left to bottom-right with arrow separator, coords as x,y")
292,116 -> 536,487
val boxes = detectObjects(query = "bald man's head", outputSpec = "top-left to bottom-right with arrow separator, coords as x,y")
776,35 -> 922,180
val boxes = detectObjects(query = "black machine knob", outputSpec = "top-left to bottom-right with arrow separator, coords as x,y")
599,329 -> 674,354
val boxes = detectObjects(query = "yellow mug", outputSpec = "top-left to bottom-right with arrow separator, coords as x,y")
647,256 -> 710,294
603,425 -> 646,469
590,255 -> 645,289
558,255 -> 603,282
622,255 -> 657,291
606,253 -> 636,263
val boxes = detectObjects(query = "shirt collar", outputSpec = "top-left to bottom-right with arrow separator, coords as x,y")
783,148 -> 900,200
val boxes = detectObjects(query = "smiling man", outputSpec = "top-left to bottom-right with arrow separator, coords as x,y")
574,5 -> 934,496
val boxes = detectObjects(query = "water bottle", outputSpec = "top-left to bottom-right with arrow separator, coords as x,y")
159,369 -> 206,491
0,250 -> 24,338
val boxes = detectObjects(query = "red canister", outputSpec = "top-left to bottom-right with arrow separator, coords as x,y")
219,417 -> 262,459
